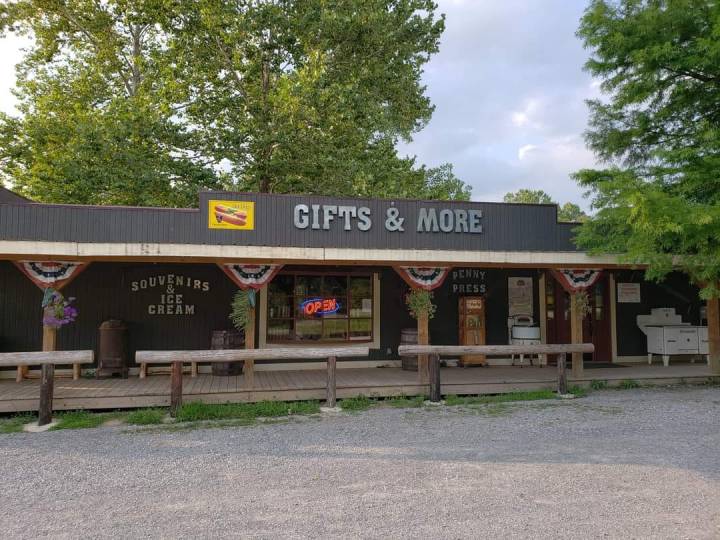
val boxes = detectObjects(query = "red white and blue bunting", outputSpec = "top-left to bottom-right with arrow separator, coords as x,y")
551,269 -> 603,293
394,267 -> 450,291
220,264 -> 283,290
14,261 -> 88,290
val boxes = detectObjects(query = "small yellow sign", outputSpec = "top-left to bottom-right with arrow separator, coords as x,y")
208,200 -> 255,230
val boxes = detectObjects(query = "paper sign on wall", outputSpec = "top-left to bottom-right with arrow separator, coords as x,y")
508,277 -> 534,316
617,282 -> 641,303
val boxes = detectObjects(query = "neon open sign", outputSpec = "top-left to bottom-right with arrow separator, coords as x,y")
301,297 -> 341,316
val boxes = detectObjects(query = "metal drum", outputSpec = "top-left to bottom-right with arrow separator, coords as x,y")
210,330 -> 245,376
400,328 -> 418,371
97,319 -> 128,378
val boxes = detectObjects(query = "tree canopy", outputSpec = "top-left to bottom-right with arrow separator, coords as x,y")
0,0 -> 470,206
502,189 -> 588,222
574,0 -> 720,298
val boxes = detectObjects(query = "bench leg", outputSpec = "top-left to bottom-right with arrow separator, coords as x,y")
139,362 -> 147,378
244,359 -> 254,390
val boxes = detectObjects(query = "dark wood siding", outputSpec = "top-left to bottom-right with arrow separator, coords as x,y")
379,267 -> 541,357
0,192 -> 581,253
614,270 -> 702,357
0,261 -> 239,366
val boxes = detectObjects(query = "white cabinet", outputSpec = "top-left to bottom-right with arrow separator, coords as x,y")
645,325 -> 708,366
699,327 -> 709,355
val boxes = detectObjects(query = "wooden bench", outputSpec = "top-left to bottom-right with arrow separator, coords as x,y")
0,351 -> 94,425
135,346 -> 369,416
398,344 -> 595,401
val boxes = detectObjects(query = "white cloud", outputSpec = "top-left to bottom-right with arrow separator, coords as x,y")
517,144 -> 538,160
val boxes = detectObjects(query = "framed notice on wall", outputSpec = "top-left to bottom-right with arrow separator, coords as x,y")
508,277 -> 534,316
617,282 -> 641,303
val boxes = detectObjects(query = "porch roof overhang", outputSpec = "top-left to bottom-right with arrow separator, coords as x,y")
0,240 -> 627,268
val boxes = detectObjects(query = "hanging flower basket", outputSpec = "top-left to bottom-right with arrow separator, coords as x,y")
41,289 -> 78,328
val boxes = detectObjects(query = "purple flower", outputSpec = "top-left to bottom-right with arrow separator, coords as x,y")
42,291 -> 78,327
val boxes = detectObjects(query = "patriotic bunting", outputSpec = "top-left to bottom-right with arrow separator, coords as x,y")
220,264 -> 283,290
394,266 -> 450,291
14,261 -> 88,290
551,269 -> 603,293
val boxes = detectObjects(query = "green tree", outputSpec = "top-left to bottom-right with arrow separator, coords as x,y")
573,0 -> 720,298
162,0 -> 466,198
0,0 -> 220,206
574,0 -> 720,374
503,189 -> 588,221
503,189 -> 554,205
558,202 -> 588,223
1,0 -> 468,204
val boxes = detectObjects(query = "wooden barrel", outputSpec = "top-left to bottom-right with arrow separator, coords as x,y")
400,328 -> 419,371
210,330 -> 245,376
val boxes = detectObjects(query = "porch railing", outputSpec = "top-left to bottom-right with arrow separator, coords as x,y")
135,346 -> 369,416
0,351 -> 94,425
398,344 -> 595,401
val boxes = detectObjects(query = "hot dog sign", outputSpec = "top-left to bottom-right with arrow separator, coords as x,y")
208,200 -> 255,230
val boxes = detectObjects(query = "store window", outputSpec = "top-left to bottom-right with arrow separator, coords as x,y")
267,273 -> 373,343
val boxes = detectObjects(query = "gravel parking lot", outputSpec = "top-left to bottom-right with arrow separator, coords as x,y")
1,386 -> 719,539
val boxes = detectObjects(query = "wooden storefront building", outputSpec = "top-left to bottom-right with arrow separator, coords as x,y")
0,188 -> 716,409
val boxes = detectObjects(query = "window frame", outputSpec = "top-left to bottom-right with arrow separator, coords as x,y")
266,271 -> 374,344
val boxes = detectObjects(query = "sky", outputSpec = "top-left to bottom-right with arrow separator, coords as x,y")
0,0 -> 600,209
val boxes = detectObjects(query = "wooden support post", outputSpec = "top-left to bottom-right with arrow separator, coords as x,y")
708,295 -> 720,376
417,310 -> 429,384
326,356 -> 337,407
190,362 -> 198,378
170,361 -> 183,417
38,363 -> 55,426
570,293 -> 584,379
139,363 -> 147,379
244,306 -> 256,390
557,352 -> 567,395
428,353 -> 441,402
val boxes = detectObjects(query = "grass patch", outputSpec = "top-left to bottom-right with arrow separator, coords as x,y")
445,389 -> 556,406
568,385 -> 588,397
619,379 -> 641,389
590,379 -> 609,390
174,400 -> 320,423
0,413 -> 36,434
126,408 -> 166,425
51,410 -> 108,430
339,395 -> 375,411
384,395 -> 426,408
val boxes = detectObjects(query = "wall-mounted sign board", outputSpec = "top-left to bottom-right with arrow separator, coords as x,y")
508,277 -> 534,316
617,282 -> 641,303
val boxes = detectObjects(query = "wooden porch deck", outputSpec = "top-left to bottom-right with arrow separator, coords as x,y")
0,362 -> 714,413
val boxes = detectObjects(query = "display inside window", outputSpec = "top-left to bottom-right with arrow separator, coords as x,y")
267,274 -> 373,343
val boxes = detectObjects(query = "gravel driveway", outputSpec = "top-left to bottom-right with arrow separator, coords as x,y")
1,386 -> 719,539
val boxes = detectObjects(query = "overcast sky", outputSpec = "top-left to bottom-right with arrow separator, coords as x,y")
0,0 -> 599,208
